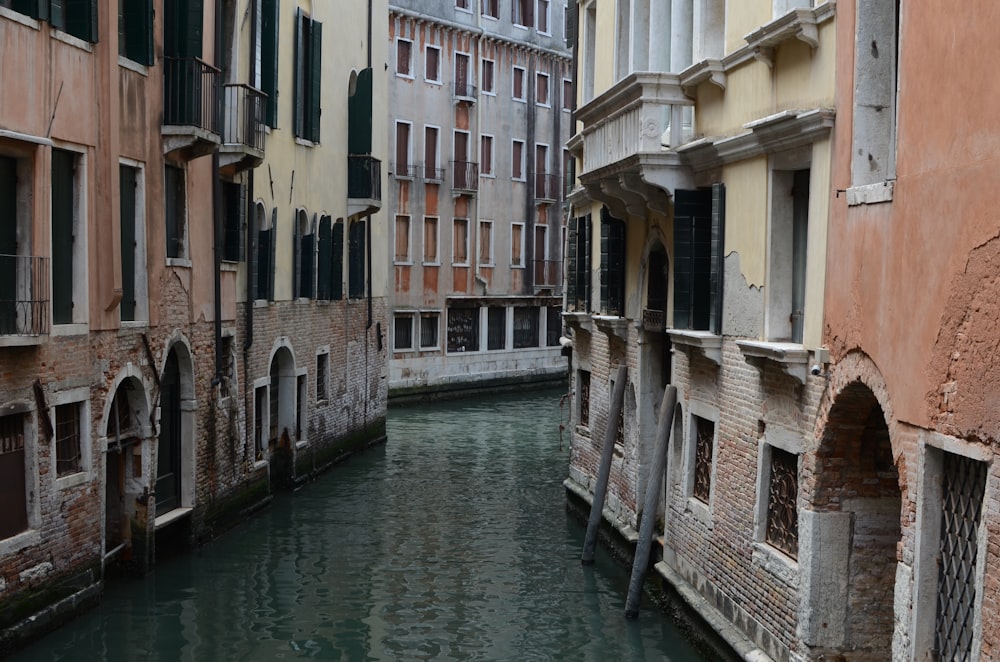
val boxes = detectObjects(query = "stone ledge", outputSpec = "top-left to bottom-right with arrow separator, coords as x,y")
668,329 -> 723,366
737,340 -> 809,384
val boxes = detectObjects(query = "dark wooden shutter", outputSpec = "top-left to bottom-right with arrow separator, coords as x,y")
51,149 -> 75,325
308,19 -> 322,143
12,0 -> 48,20
293,9 -> 305,138
261,0 -> 280,127
256,228 -> 271,300
119,165 -> 137,321
710,182 -> 726,335
600,207 -> 625,317
268,208 -> 277,299
565,216 -> 577,309
183,0 -> 204,57
580,214 -> 591,311
65,0 -> 97,42
673,188 -> 713,331
222,182 -> 245,262
348,68 -> 374,155
317,216 -> 332,300
331,220 -> 344,300
48,0 -> 64,30
0,158 -> 18,334
565,1 -> 577,47
125,0 -> 154,64
348,221 -> 364,299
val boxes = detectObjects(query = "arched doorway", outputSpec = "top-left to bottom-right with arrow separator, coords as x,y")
811,381 -> 900,658
269,346 -> 296,487
105,377 -> 147,555
156,342 -> 194,518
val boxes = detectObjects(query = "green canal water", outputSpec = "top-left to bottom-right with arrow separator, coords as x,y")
15,389 -> 705,661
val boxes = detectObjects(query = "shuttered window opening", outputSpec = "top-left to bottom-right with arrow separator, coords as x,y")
0,413 -> 28,540
51,149 -> 76,325
260,0 -> 280,127
222,181 -> 246,263
54,402 -> 82,477
673,184 -> 724,334
294,210 -> 315,299
513,306 -> 539,348
487,306 -> 505,350
119,0 -> 154,64
255,207 -> 276,301
15,0 -> 99,42
316,215 -> 333,300
766,447 -> 799,558
600,207 -> 625,317
546,306 -> 561,346
348,220 -> 365,299
578,370 -> 590,427
119,165 -> 138,322
164,164 -> 187,260
565,214 -> 591,313
315,352 -> 328,401
331,220 -> 344,300
293,8 -> 322,142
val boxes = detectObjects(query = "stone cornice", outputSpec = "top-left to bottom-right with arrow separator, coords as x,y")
575,72 -> 691,129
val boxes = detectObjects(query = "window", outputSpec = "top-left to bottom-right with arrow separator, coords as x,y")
546,306 -> 562,346
692,415 -> 714,504
512,0 -> 533,27
26,0 -> 97,41
481,0 -> 498,19
562,78 -> 572,111
425,45 -> 441,83
164,164 -> 187,260
293,8 -> 322,142
511,222 -> 524,267
394,313 -> 415,350
536,72 -> 550,106
54,402 -> 82,477
536,0 -> 549,33
851,0 -> 899,191
600,208 -> 626,317
220,334 -> 237,400
51,148 -> 85,325
294,210 -> 315,299
765,446 -> 799,558
578,370 -> 590,427
296,374 -> 307,441
453,219 -> 469,265
673,184 -> 725,333
480,135 -> 494,176
424,126 -> 440,180
453,131 -> 474,189
455,0 -> 470,10
253,385 -> 266,461
566,214 -> 592,312
119,0 -> 154,64
260,0 -> 280,127
447,306 -> 479,352
316,351 -> 329,401
479,220 -> 493,266
348,220 -> 366,299
512,140 -> 525,180
222,180 -> 246,263
395,121 -> 413,177
454,52 -> 473,98
512,66 -> 526,101
420,312 -> 439,348
396,38 -> 413,77
119,163 -> 147,323
423,216 -> 439,263
316,215 -> 337,300
487,307 -> 506,350
535,143 -> 550,197
582,4 -> 596,101
767,169 -> 809,343
481,59 -> 495,94
395,215 -> 411,263
255,205 -> 276,301
1,153 -> 34,337
513,307 -> 539,348
0,413 -> 28,539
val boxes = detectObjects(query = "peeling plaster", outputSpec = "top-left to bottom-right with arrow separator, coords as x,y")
722,251 -> 764,338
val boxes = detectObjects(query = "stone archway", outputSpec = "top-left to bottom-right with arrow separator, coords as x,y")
156,340 -> 195,519
268,345 -> 297,488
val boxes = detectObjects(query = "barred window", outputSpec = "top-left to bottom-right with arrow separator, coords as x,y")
394,314 -> 414,350
487,306 -> 506,350
0,413 -> 28,539
766,447 -> 799,558
579,370 -> 591,427
55,403 -> 82,477
513,306 -> 539,348
692,415 -> 714,503
420,313 -> 439,348
447,306 -> 479,352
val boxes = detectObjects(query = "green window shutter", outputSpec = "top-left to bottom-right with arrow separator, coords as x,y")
183,0 -> 204,58
124,0 -> 154,64
308,19 -> 322,143
299,232 -> 314,299
51,150 -> 75,325
261,0 -> 280,127
256,228 -> 271,300
119,166 -> 137,321
331,220 -> 344,300
65,0 -> 97,42
348,221 -> 364,299
293,9 -> 305,138
12,0 -> 48,20
316,216 -> 332,300
672,188 -> 713,331
580,214 -> 591,311
348,68 -> 373,155
565,217 -> 577,309
268,208 -> 277,299
600,207 -> 625,317
710,182 -> 726,336
49,0 -> 64,30
222,182 -> 243,262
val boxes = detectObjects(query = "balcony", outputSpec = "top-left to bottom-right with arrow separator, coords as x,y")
0,255 -> 49,346
220,83 -> 266,173
451,161 -> 479,194
642,307 -> 665,333
576,72 -> 695,218
421,164 -> 446,182
453,81 -> 477,103
534,173 -> 559,204
162,57 -> 222,160
532,259 -> 562,294
347,155 -> 382,217
391,162 -> 418,179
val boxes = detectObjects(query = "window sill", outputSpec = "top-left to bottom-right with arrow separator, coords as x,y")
253,299 -> 271,308
55,470 -> 88,491
118,56 -> 149,76
295,439 -> 308,450
119,320 -> 149,330
685,497 -> 713,526
0,7 -> 40,29
154,506 -> 192,530
166,257 -> 192,268
395,73 -> 415,80
594,315 -> 628,341
736,339 -> 809,384
220,261 -> 239,272
0,529 -> 42,557
562,311 -> 592,333
751,541 -> 799,588
51,323 -> 89,337
294,137 -> 318,148
52,29 -> 93,52
422,261 -> 441,267
846,181 -> 894,206
394,260 -> 414,266
668,329 -> 723,366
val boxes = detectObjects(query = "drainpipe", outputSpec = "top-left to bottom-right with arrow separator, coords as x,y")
212,0 -> 225,387
366,0 -> 373,330
473,4 -> 486,296
625,384 -> 677,618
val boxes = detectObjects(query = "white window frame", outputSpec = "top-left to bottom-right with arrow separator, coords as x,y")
561,77 -> 573,112
481,0 -> 499,20
0,406 -> 42,555
315,346 -> 330,403
423,215 -> 440,265
49,387 -> 91,490
480,134 -> 495,177
419,310 -> 441,350
163,162 -> 190,267
683,400 -> 719,525
394,312 -> 417,352
752,426 -> 804,576
50,141 -> 90,331
452,218 -> 471,266
119,157 -> 149,325
423,124 -> 441,180
395,120 -> 413,178
481,57 -> 496,95
394,214 -> 412,265
455,0 -> 472,13
395,38 -> 414,78
454,50 -> 473,93
479,219 -> 494,267
536,71 -> 551,107
424,44 -> 442,84
511,222 -> 526,268
511,139 -> 526,181
512,65 -> 526,102
536,0 -> 551,34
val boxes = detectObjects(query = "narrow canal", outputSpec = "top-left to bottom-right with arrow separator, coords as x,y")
15,388 -> 706,661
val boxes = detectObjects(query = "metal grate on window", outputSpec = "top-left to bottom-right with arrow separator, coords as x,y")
693,416 -> 714,503
579,370 -> 590,427
447,306 -> 479,352
394,314 -> 414,350
55,403 -> 82,477
487,307 -> 506,350
513,306 -> 539,348
766,447 -> 799,558
420,313 -> 439,348
935,452 -> 987,661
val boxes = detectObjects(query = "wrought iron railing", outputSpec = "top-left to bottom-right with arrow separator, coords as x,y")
0,254 -> 49,337
421,164 -> 446,181
453,81 -> 478,100
451,161 -> 479,191
534,172 -> 559,202
532,259 -> 562,291
163,57 -> 221,134
391,161 -> 418,179
348,155 -> 382,201
642,307 -> 665,332
222,83 -> 266,151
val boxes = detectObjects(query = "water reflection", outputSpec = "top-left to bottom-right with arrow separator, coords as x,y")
15,389 -> 704,661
